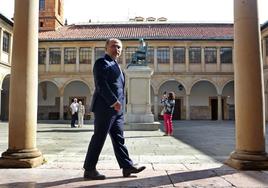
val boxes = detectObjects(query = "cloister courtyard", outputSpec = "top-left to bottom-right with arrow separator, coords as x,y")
0,120 -> 268,187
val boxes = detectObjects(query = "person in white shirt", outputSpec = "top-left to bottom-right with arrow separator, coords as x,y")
70,98 -> 79,128
78,101 -> 85,128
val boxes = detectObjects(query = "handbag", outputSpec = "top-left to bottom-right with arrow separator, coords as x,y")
160,108 -> 165,115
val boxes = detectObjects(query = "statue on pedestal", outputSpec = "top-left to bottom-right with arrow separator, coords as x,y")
127,38 -> 148,68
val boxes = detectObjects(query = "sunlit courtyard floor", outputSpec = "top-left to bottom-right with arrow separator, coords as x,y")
0,120 -> 268,187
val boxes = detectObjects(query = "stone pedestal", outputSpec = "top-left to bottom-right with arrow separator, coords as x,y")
125,66 -> 159,130
0,149 -> 44,168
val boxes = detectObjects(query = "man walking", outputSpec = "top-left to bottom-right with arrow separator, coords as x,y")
83,38 -> 145,180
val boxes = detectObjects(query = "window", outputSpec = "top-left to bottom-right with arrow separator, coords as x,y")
220,47 -> 233,64
173,47 -> 185,64
95,47 -> 105,61
189,47 -> 201,64
49,48 -> 61,64
125,47 -> 137,64
2,31 -> 10,53
79,47 -> 91,64
64,48 -> 76,64
147,47 -> 154,64
39,21 -> 44,28
157,47 -> 170,64
38,48 -> 46,64
205,47 -> 217,64
39,0 -> 45,11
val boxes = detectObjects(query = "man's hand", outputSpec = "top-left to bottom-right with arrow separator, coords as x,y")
113,101 -> 122,112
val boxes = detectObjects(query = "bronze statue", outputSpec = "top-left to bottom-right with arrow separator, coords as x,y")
127,38 -> 148,68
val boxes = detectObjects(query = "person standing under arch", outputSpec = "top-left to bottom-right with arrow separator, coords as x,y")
78,101 -> 85,128
161,92 -> 176,136
70,98 -> 79,128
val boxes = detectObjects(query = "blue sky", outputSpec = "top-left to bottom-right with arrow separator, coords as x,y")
0,0 -> 268,24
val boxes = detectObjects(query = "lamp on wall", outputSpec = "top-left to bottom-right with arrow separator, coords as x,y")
178,84 -> 183,91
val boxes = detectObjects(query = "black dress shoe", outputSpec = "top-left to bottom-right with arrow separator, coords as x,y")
84,169 -> 106,180
122,165 -> 146,177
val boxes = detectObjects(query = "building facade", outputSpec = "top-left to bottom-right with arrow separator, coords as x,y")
1,0 -> 268,122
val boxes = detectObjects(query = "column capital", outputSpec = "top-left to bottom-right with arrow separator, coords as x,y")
59,87 -> 65,96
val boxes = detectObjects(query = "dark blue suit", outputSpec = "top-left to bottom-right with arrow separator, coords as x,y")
83,54 -> 133,170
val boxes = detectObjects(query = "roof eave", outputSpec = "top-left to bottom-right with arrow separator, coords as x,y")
0,13 -> 13,27
39,37 -> 233,42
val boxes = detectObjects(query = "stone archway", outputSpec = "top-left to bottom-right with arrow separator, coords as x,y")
38,81 -> 60,120
158,80 -> 186,120
222,81 -> 234,120
189,80 -> 217,120
1,75 -> 10,121
63,80 -> 91,120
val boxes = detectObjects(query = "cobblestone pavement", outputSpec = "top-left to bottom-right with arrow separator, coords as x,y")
0,120 -> 268,187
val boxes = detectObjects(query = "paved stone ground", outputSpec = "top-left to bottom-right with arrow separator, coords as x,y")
0,120 -> 268,187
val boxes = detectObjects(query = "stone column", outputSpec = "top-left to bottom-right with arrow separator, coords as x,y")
185,94 -> 190,120
76,47 -> 79,72
216,47 -> 221,72
60,48 -> 64,72
154,95 -> 158,120
217,95 -> 222,121
45,48 -> 49,72
170,47 -> 173,72
0,0 -> 44,168
185,47 -> 189,72
91,47 -> 95,72
226,0 -> 268,170
153,47 -> 158,72
9,34 -> 13,64
59,88 -> 64,120
201,47 -> 205,72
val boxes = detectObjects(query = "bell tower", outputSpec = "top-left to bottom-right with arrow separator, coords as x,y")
39,0 -> 64,31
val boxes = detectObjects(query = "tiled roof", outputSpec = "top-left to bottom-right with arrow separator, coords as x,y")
39,22 -> 234,41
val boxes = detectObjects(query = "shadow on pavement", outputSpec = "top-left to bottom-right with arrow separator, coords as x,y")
161,120 -> 236,159
0,167 -> 240,187
37,129 -> 93,133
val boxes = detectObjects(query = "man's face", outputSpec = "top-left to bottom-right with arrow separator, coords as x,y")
106,39 -> 122,60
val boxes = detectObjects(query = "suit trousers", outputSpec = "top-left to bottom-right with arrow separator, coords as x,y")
83,112 -> 133,171
71,112 -> 78,127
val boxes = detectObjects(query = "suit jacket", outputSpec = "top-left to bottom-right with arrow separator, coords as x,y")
90,54 -> 125,114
